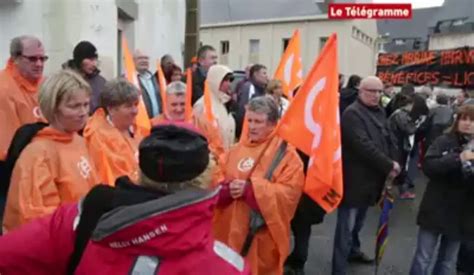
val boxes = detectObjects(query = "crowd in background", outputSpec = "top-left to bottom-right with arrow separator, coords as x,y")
0,35 -> 472,275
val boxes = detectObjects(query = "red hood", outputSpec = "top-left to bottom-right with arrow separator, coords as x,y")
91,187 -> 219,257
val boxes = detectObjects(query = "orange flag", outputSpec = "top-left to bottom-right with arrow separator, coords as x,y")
203,80 -> 217,127
156,62 -> 168,115
121,35 -> 151,136
239,112 -> 249,144
185,68 -> 193,122
277,33 -> 342,213
274,29 -> 303,99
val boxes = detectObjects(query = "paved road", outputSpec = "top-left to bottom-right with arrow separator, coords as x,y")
303,174 -> 427,275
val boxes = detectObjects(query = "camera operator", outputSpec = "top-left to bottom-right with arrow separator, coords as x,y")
410,105 -> 474,275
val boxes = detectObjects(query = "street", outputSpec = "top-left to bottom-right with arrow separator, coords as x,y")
304,173 -> 426,275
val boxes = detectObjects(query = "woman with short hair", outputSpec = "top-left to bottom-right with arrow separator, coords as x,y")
213,96 -> 304,275
265,79 -> 290,117
84,78 -> 142,185
3,70 -> 99,233
165,64 -> 183,84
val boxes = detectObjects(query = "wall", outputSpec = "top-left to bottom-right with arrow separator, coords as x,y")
200,18 -> 377,78
429,32 -> 474,50
134,0 -> 186,72
0,0 -> 185,78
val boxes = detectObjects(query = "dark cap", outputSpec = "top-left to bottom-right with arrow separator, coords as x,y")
73,41 -> 98,66
139,124 -> 210,183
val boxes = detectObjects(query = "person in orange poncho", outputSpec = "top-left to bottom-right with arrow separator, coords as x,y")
3,70 -> 99,233
151,81 -> 225,162
84,78 -> 142,185
213,96 -> 304,275
0,36 -> 46,161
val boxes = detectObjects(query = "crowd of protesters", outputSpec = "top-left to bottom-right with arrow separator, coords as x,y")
0,35 -> 473,275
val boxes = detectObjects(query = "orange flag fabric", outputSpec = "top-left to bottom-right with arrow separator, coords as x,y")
277,33 -> 342,213
203,80 -> 217,127
274,29 -> 303,99
239,112 -> 249,144
121,35 -> 151,136
156,62 -> 168,115
185,68 -> 193,122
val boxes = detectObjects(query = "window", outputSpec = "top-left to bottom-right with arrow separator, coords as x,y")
249,39 -> 260,54
377,42 -> 385,52
452,18 -> 466,26
249,39 -> 260,63
413,40 -> 421,50
220,41 -> 230,55
395,39 -> 406,45
319,37 -> 328,51
282,38 -> 290,52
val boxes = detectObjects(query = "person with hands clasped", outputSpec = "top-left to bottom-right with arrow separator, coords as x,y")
410,105 -> 474,275
213,96 -> 304,275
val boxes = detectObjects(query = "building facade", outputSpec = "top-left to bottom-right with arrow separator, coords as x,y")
200,0 -> 378,78
0,0 -> 186,79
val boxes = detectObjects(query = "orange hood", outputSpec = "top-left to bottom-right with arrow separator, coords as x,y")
5,58 -> 43,94
35,126 -> 75,143
83,108 -> 109,139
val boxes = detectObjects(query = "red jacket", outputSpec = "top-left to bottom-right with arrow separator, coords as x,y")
0,185 -> 250,275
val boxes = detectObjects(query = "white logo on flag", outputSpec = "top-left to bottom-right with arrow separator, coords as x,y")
304,77 -> 326,167
284,54 -> 294,85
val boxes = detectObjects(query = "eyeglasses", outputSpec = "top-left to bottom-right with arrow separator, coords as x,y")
21,55 -> 49,63
362,88 -> 383,94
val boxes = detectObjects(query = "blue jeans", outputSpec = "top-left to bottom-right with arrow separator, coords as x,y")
410,228 -> 460,275
331,206 -> 368,275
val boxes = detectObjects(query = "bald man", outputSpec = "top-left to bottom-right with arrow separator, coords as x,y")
133,49 -> 162,118
0,35 -> 46,219
332,76 -> 400,275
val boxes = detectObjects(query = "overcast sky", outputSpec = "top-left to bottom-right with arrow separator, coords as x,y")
372,0 -> 445,9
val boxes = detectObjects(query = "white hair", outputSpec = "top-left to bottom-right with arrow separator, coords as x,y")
166,81 -> 186,95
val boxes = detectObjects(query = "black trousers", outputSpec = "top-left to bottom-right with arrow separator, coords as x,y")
286,217 -> 313,268
285,195 -> 326,269
458,241 -> 474,273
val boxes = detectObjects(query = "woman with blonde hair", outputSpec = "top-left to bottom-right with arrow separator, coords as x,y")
265,79 -> 290,117
3,69 -> 99,233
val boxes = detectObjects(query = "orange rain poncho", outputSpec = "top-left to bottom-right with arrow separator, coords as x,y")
213,133 -> 304,275
84,108 -> 143,185
3,127 -> 98,232
0,59 -> 43,160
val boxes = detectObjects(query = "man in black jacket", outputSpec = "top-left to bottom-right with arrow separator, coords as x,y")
191,45 -> 218,105
339,74 -> 361,115
134,49 -> 162,118
63,41 -> 106,115
332,76 -> 400,275
235,64 -> 269,138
